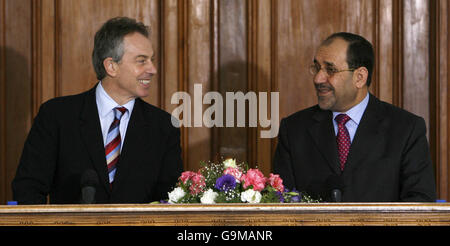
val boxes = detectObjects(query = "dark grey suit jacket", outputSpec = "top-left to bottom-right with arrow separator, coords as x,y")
12,85 -> 183,204
273,94 -> 436,202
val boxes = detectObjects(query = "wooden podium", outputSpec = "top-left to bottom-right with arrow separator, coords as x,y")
1,203 -> 450,226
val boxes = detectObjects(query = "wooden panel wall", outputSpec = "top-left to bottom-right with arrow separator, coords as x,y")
1,0 -> 33,205
431,0 -> 450,203
0,0 -> 448,204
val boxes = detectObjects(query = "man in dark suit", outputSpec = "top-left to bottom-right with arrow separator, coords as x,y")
273,32 -> 436,202
12,17 -> 183,204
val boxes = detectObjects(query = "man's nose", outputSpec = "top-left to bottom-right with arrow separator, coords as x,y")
313,69 -> 328,84
147,61 -> 157,74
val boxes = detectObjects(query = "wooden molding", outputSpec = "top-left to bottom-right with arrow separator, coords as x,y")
392,0 -> 404,108
1,203 -> 450,226
0,0 -> 6,206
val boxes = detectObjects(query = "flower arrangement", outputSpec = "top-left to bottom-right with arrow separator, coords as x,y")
166,158 -> 319,204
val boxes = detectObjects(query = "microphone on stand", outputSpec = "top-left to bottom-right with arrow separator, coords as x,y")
80,169 -> 99,204
326,175 -> 344,202
331,189 -> 342,202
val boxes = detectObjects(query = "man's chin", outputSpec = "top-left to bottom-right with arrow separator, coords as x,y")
135,87 -> 151,98
317,97 -> 335,111
137,93 -> 150,99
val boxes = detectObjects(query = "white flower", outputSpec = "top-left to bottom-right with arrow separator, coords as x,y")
168,187 -> 186,204
200,189 -> 218,204
223,158 -> 237,169
240,189 -> 262,204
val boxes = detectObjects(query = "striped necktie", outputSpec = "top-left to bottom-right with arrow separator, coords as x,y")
105,107 -> 127,186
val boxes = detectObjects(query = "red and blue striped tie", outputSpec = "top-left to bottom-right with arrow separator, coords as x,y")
105,107 -> 127,186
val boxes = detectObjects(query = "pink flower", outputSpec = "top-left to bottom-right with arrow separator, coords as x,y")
189,173 -> 206,195
179,171 -> 206,195
268,173 -> 284,192
223,167 -> 243,183
179,171 -> 197,184
241,169 -> 266,191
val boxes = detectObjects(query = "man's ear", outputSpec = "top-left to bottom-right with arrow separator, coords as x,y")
353,67 -> 368,89
103,58 -> 119,77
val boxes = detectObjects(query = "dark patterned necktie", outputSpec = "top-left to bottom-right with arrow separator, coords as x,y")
335,114 -> 351,171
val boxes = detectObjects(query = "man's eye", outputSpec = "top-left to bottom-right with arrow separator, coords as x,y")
326,67 -> 337,75
312,64 -> 320,72
138,60 -> 147,64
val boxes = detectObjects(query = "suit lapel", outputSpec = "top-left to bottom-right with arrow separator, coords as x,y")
111,98 -> 153,191
344,94 -> 386,171
79,85 -> 111,193
308,108 -> 341,174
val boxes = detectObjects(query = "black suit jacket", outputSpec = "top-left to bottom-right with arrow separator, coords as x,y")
273,94 -> 436,202
12,85 -> 183,204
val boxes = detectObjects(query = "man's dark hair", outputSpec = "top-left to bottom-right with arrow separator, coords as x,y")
322,32 -> 374,87
92,17 -> 150,80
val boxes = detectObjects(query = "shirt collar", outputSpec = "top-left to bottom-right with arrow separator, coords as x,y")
332,92 -> 369,125
95,81 -> 135,117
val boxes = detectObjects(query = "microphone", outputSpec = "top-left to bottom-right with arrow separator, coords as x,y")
326,175 -> 344,202
331,189 -> 342,202
80,169 -> 99,204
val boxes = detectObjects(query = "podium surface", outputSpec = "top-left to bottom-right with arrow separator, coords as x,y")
1,203 -> 450,226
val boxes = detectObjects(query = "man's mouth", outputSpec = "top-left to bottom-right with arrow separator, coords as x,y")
138,79 -> 151,85
315,84 -> 333,96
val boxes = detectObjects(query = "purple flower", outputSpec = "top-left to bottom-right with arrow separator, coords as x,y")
290,194 -> 301,203
215,174 -> 237,192
282,188 -> 302,203
288,188 -> 302,203
276,191 -> 285,203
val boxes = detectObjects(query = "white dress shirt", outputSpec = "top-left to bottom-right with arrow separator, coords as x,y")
95,82 -> 135,151
332,93 -> 369,143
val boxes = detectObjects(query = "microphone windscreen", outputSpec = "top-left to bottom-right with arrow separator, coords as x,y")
80,169 -> 99,187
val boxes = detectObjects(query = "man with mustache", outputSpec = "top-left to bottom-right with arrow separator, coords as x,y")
273,32 -> 436,202
12,17 -> 183,204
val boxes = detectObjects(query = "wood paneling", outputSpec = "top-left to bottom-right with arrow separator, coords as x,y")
34,0 -> 56,112
217,0 -> 247,164
252,0 -> 273,174
377,0 -> 394,103
430,0 -> 450,201
186,0 -> 212,171
403,0 -> 430,132
1,0 -> 33,205
0,0 -> 448,203
0,0 -> 6,205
